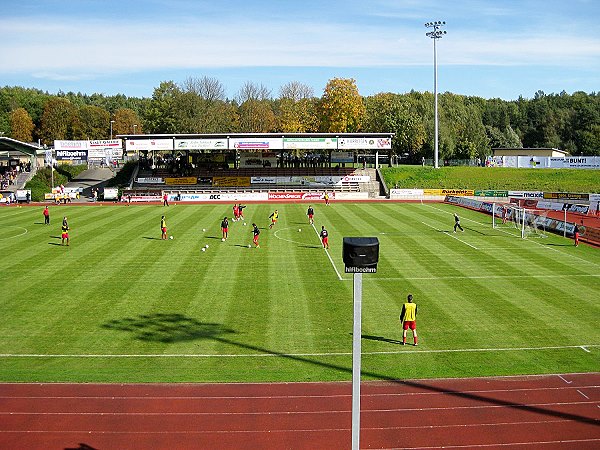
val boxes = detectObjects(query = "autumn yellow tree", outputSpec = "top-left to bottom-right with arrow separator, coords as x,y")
39,97 -> 74,145
320,78 -> 365,132
9,107 -> 34,142
113,108 -> 143,136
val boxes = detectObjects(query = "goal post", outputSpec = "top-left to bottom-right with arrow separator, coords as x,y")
492,203 -> 549,239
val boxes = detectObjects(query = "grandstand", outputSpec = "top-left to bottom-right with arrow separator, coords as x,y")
119,132 -> 393,198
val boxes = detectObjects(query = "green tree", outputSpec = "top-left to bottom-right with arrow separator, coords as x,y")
9,107 -> 35,142
363,93 -> 426,161
144,81 -> 180,134
320,78 -> 365,132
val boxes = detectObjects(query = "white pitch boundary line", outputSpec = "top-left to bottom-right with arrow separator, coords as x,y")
421,221 -> 479,249
311,223 -> 343,281
354,273 -> 600,282
425,203 -> 600,268
0,344 -> 596,359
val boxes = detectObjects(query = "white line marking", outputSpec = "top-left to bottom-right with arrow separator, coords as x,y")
353,274 -> 600,281
311,223 -> 343,281
580,346 -> 591,353
425,203 -> 600,268
0,226 -> 28,240
421,221 -> 479,249
0,344 -> 597,359
272,227 -> 311,246
576,389 -> 590,399
558,375 -> 573,384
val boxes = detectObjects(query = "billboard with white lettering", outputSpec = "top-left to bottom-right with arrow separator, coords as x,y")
175,138 -> 228,150
231,138 -> 283,150
283,137 -> 338,149
338,137 -> 392,149
126,139 -> 173,151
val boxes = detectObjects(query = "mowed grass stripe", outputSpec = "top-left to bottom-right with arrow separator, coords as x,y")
0,203 -> 598,383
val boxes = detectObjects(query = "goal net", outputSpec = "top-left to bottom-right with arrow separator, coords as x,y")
493,204 -> 549,239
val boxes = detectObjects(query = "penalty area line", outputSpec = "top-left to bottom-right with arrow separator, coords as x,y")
421,221 -> 478,250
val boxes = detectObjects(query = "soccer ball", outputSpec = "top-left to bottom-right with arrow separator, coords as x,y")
298,228 -> 301,232
201,248 -> 205,252
202,228 -> 206,232
169,236 -> 174,240
222,238 -> 225,242
248,244 -> 251,248
244,222 -> 247,226
205,244 -> 209,249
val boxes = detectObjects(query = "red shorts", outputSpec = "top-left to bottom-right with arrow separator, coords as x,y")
253,235 -> 259,244
161,227 -> 167,233
322,237 -> 328,246
308,214 -> 314,219
403,321 -> 416,330
222,227 -> 228,233
61,232 -> 69,239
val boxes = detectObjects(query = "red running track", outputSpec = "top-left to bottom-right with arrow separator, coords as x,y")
1,373 -> 599,449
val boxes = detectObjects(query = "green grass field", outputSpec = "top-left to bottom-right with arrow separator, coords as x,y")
0,202 -> 598,383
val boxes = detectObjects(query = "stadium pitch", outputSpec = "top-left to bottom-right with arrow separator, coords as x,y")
0,202 -> 598,383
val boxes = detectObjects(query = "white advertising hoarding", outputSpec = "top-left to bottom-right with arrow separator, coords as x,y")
283,137 -> 338,149
230,138 -> 283,150
126,139 -> 173,151
338,137 -> 392,149
175,139 -> 228,150
54,140 -> 88,150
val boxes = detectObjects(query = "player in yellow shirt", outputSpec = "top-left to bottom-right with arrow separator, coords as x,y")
269,209 -> 279,229
400,294 -> 418,346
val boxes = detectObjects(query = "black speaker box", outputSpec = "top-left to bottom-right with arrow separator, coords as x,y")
343,237 -> 379,268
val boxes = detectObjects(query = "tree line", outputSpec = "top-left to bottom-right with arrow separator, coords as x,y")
1,78 -> 598,161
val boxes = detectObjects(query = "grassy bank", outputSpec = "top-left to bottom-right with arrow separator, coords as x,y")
381,166 -> 600,193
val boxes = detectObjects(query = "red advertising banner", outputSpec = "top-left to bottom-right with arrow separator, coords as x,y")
268,192 -> 336,201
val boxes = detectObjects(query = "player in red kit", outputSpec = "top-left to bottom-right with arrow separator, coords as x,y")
320,225 -> 329,249
221,217 -> 229,240
252,223 -> 260,248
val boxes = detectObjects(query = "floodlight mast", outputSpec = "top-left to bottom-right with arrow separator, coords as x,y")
425,21 -> 447,169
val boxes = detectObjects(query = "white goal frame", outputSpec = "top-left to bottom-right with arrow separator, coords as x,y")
492,203 -> 550,239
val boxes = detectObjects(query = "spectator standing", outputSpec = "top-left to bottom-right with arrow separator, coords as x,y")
43,206 -> 50,225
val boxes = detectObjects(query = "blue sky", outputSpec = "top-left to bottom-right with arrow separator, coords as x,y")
1,0 -> 598,100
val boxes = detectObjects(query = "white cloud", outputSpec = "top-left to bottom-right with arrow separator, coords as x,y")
1,13 -> 599,81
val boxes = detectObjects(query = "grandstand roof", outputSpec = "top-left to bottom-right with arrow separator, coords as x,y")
0,137 -> 42,158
